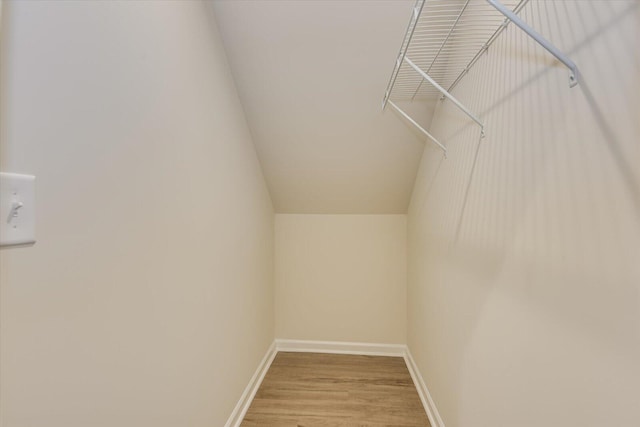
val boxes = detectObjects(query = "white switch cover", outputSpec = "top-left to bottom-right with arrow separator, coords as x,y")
0,173 -> 36,247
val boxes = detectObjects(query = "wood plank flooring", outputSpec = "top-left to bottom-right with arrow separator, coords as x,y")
240,352 -> 431,426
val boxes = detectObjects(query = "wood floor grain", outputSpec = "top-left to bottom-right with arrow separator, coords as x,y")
240,352 -> 431,427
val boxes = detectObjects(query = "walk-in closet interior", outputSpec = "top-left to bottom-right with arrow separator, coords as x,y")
0,1 -> 638,426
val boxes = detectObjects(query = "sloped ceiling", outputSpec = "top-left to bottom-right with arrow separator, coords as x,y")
212,0 -> 436,213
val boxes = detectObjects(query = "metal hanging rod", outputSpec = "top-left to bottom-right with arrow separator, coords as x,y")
486,0 -> 580,87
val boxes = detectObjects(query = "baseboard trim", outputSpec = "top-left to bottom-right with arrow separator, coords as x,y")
404,347 -> 445,427
226,339 -> 444,427
275,338 -> 406,357
224,341 -> 277,427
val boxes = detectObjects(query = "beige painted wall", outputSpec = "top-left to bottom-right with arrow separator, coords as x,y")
408,1 -> 640,426
0,2 -> 274,426
275,214 -> 406,344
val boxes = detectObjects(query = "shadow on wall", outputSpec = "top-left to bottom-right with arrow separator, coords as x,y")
409,1 -> 639,425
417,0 -> 639,260
421,1 -> 640,235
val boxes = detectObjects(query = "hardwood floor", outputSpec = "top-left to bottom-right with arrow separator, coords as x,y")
240,352 -> 431,426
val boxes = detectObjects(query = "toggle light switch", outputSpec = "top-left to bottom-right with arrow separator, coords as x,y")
0,172 -> 36,247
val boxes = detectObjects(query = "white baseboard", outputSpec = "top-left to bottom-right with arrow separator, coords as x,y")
404,347 -> 445,427
275,338 -> 406,357
226,339 -> 444,427
224,341 -> 277,427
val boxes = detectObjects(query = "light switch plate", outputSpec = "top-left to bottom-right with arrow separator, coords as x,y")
0,172 -> 36,247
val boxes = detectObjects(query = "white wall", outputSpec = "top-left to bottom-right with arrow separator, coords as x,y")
275,214 -> 406,344
408,1 -> 640,426
0,2 -> 274,426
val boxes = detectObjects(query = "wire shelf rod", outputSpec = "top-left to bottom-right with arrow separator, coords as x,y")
415,14 -> 510,19
407,49 -> 492,57
412,24 -> 511,31
408,38 -> 501,46
411,28 -> 505,34
382,0 -> 426,110
445,0 -> 528,93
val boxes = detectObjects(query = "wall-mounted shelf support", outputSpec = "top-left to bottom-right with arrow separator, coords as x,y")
486,0 -> 580,87
404,57 -> 485,138
387,100 -> 447,156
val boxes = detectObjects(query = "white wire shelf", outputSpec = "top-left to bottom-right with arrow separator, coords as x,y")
384,0 -> 523,105
383,0 -> 580,155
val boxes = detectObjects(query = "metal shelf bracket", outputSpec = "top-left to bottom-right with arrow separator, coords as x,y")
387,100 -> 447,157
486,0 -> 580,87
404,57 -> 485,138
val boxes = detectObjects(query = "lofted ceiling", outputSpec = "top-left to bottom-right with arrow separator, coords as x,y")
211,0 -> 436,214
